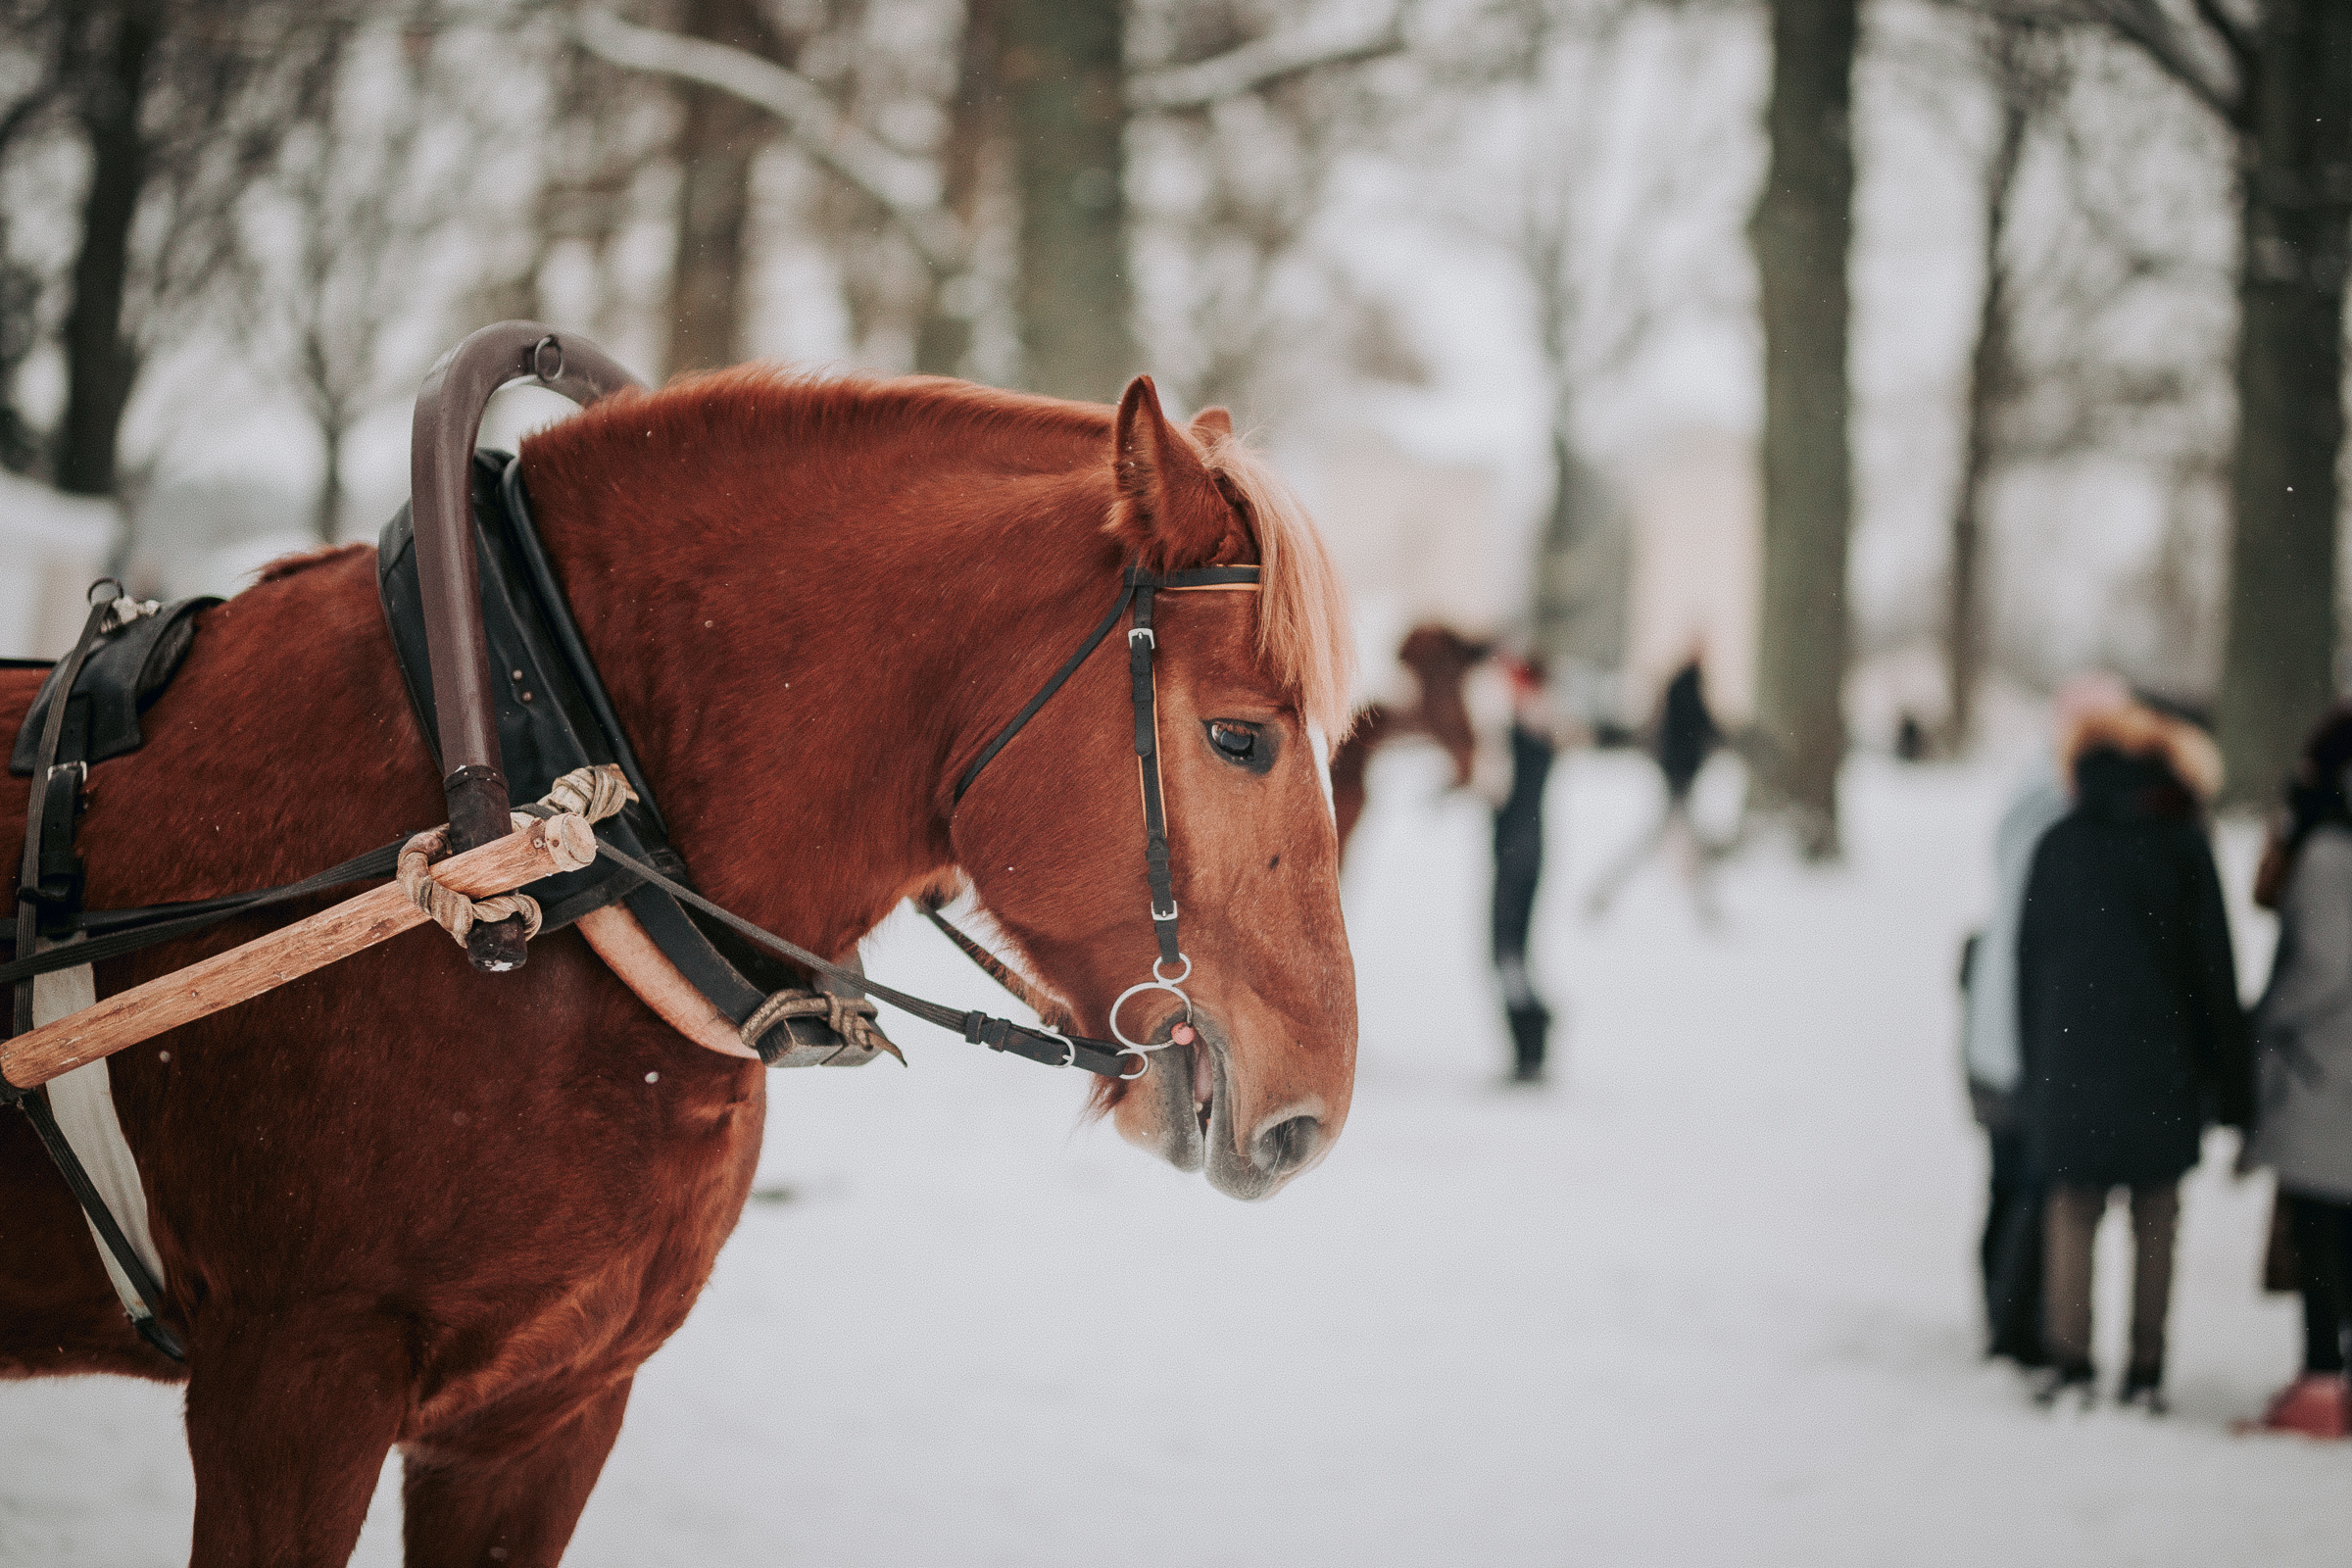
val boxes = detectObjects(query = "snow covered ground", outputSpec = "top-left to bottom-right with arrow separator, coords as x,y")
3,750 -> 2345,1565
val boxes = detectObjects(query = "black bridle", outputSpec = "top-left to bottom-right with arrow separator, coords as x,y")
955,563 -> 1263,1054
595,561 -> 1264,1081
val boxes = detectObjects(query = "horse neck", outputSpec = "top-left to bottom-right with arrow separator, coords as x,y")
518,399 -> 1113,958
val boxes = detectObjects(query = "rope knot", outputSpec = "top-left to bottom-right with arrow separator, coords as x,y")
541,763 -> 636,823
740,987 -> 903,1067
399,765 -> 636,950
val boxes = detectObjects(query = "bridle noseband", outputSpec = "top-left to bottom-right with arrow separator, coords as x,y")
953,563 -> 1264,1073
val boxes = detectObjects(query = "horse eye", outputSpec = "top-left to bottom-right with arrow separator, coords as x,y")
1204,720 -> 1273,774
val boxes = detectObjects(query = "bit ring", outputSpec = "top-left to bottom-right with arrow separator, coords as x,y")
1109,979 -> 1193,1051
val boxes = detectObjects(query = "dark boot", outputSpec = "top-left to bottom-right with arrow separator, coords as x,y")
2032,1360 -> 2096,1410
1506,1000 -> 1550,1083
2120,1362 -> 2167,1415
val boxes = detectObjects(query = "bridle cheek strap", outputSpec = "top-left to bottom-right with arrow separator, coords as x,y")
1129,583 -> 1181,971
950,563 -> 1263,1063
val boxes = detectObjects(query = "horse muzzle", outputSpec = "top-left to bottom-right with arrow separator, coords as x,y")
1113,1004 -> 1331,1200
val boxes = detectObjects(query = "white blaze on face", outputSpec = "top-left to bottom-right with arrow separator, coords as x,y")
1308,721 -> 1335,823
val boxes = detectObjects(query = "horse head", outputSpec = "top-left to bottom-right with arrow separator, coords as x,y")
946,378 -> 1358,1199
518,368 -> 1357,1200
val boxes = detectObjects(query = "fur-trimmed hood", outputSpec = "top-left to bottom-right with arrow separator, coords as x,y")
2058,702 -> 2223,804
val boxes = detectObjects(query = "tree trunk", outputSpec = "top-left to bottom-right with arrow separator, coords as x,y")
315,415 -> 344,543
53,0 -> 161,498
1945,90 -> 2027,757
999,0 -> 1133,402
664,0 -> 777,376
2216,0 -> 2352,804
1747,0 -> 1856,857
915,0 -> 1001,378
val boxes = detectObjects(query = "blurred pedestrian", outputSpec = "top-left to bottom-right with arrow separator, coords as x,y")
1490,656 -> 1572,1084
1960,674 -> 2130,1368
1586,655 -> 1721,923
2018,699 -> 2250,1412
2239,704 -> 2352,1439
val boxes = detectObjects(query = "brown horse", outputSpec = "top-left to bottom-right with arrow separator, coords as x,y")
0,369 -> 1357,1565
1328,624 -> 1493,857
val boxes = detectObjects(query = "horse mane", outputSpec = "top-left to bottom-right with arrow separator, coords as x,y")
524,365 -> 1356,739
1192,428 -> 1356,741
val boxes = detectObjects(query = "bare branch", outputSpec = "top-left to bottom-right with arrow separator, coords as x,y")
570,7 -> 963,272
2063,0 -> 2243,124
1129,11 -> 1408,114
2185,0 -> 2255,86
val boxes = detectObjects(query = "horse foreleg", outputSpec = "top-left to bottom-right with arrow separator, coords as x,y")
399,1376 -> 634,1568
182,1309 -> 412,1566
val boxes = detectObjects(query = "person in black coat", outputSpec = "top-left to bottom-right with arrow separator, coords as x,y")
1492,659 -> 1559,1084
1656,660 -> 1720,804
2016,702 -> 2251,1411
1585,656 -> 1722,922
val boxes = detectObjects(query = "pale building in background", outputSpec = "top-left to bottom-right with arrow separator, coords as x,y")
1306,429 -> 1511,710
1614,426 -> 1759,728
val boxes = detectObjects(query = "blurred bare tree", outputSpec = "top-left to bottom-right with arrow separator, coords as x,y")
664,0 -> 785,372
1500,6 -> 1746,699
36,2 -> 348,501
1939,13 -> 2067,751
0,0 -> 72,474
575,3 -> 967,377
1751,0 -> 1858,857
265,13 -> 495,540
1899,10 -> 2233,716
2053,0 -> 2352,801
576,0 -> 1399,399
1994,35 -> 2235,695
1128,0 -> 1411,419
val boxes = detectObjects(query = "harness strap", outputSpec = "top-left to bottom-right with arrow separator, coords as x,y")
9,585 -> 186,1360
13,592 -> 110,1037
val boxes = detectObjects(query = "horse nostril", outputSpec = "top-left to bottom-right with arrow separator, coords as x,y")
1250,1113 -> 1322,1176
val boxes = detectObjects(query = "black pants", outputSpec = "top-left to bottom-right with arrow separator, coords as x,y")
1982,1124 -> 2044,1363
1493,724 -> 1554,1072
2284,1192 -> 2352,1375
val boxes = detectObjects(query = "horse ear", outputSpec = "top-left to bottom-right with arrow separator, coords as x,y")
1110,375 -> 1247,566
1191,406 -> 1234,442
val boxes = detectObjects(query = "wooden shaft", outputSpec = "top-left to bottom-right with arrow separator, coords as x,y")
1,816 -> 592,1091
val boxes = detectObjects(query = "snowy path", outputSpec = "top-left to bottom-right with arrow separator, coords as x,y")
3,754 -> 2343,1565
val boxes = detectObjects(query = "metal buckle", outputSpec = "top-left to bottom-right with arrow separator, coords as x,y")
1151,897 -> 1179,922
98,593 -> 156,635
1128,626 -> 1154,649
